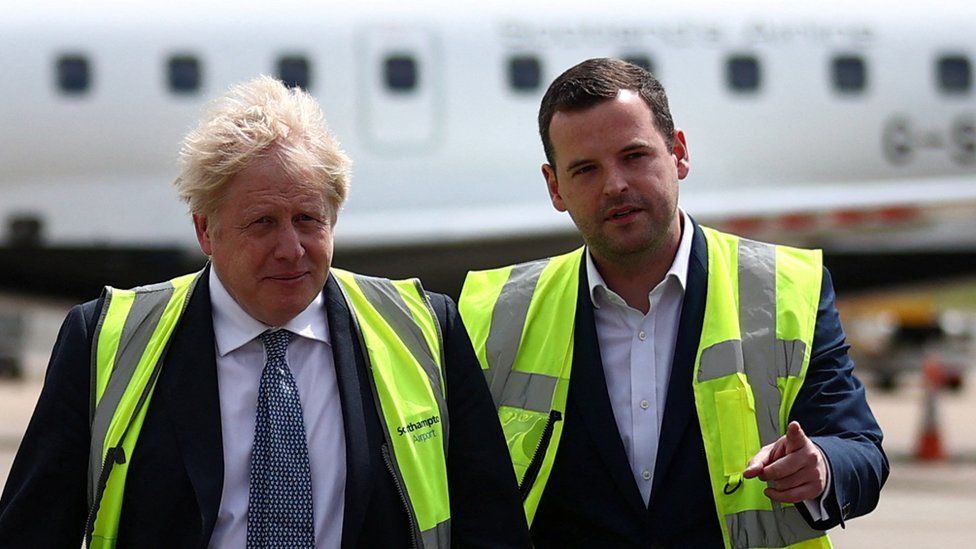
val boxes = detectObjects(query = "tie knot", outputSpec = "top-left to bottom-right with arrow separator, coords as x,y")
260,329 -> 291,361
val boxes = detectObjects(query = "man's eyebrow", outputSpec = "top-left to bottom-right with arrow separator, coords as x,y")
621,140 -> 653,153
239,205 -> 264,217
563,140 -> 654,173
564,157 -> 593,173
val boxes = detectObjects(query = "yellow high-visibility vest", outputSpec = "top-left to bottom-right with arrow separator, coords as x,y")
459,226 -> 831,549
86,269 -> 450,549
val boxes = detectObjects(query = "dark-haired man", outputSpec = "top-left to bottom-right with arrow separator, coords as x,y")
459,58 -> 887,548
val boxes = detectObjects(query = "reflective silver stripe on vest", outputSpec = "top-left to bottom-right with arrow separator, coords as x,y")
735,238 -> 822,547
738,238 -> 780,448
698,339 -> 806,383
421,520 -> 450,549
698,340 -> 744,382
87,279 -> 176,507
483,259 -> 549,409
727,507 -> 825,549
497,371 -> 559,413
776,339 -> 806,378
352,274 -> 450,448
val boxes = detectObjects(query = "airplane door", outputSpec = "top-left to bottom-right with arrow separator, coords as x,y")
358,26 -> 442,152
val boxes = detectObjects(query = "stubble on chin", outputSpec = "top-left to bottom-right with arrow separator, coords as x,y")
587,210 -> 676,269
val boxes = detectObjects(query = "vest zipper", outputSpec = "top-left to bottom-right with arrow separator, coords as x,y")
382,443 -> 422,549
83,446 -> 126,547
519,409 -> 563,501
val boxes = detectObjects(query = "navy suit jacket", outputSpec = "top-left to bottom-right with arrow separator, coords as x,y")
0,271 -> 531,548
530,222 -> 889,548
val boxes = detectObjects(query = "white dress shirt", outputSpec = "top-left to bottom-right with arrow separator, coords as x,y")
207,267 -> 346,549
587,210 -> 692,505
587,210 -> 829,517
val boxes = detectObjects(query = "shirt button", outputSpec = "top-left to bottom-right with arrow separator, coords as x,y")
640,399 -> 650,410
642,470 -> 652,481
638,330 -> 647,341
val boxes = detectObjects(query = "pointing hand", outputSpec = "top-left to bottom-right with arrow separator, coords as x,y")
742,421 -> 827,503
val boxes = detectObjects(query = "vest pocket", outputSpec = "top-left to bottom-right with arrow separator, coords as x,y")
498,406 -> 562,490
714,386 -> 759,481
517,409 -> 562,500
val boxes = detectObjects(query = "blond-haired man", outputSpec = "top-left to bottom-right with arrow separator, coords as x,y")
0,76 -> 529,548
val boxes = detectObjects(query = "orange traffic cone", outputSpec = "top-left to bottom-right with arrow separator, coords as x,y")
915,354 -> 946,461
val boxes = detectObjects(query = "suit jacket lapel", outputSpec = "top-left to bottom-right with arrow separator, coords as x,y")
572,261 -> 646,513
160,267 -> 224,541
650,221 -> 708,503
324,274 -> 372,548
163,270 -> 373,544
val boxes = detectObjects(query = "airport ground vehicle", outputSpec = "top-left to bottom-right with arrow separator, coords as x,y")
841,279 -> 976,390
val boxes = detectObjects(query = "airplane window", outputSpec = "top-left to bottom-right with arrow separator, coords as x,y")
727,55 -> 761,93
832,55 -> 867,93
57,55 -> 90,94
938,55 -> 972,93
508,55 -> 541,91
385,55 -> 418,92
622,55 -> 654,74
278,56 -> 311,90
168,55 -> 201,94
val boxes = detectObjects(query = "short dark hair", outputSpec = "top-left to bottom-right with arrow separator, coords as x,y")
538,57 -> 675,165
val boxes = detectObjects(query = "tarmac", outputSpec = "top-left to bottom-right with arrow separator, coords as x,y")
1,295 -> 974,547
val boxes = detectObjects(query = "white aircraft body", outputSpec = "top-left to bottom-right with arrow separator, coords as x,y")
1,0 -> 974,293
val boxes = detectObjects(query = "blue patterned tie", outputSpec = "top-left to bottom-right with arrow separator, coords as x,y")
247,329 -> 315,548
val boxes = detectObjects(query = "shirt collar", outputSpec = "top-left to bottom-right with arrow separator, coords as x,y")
209,265 -> 330,357
586,209 -> 693,309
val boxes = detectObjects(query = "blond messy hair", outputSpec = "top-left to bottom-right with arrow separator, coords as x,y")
175,75 -> 351,219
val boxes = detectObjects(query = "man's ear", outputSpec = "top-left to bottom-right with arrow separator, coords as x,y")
672,128 -> 690,180
542,163 -> 567,212
193,214 -> 213,256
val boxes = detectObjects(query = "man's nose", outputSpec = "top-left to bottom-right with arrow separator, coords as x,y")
603,165 -> 629,195
274,224 -> 305,260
